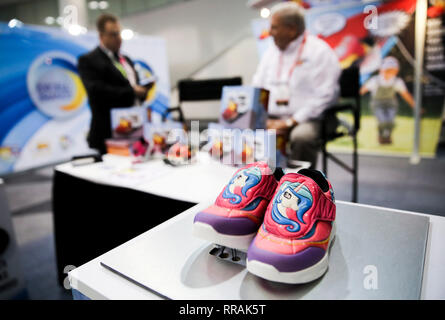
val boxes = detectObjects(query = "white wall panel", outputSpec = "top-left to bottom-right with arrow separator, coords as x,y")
173,35 -> 260,120
120,0 -> 260,86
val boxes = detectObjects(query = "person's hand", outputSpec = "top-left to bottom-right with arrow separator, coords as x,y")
267,119 -> 289,131
133,85 -> 148,99
143,82 -> 155,91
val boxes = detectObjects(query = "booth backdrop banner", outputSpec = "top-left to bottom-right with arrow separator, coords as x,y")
252,0 -> 444,157
302,0 -> 364,8
0,23 -> 170,175
423,2 -> 445,134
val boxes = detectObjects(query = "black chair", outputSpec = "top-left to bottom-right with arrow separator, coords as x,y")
163,77 -> 242,130
320,66 -> 361,203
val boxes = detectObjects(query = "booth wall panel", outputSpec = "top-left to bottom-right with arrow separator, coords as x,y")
120,0 -> 259,86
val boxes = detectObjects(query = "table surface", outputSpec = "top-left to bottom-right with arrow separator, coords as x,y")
69,200 -> 445,300
63,154 -> 445,299
101,200 -> 431,299
55,153 -> 309,204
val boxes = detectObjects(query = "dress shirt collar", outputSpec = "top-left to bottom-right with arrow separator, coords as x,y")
99,44 -> 119,61
280,32 -> 305,54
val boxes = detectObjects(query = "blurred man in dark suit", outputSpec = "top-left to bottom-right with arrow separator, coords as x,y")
78,13 -> 148,154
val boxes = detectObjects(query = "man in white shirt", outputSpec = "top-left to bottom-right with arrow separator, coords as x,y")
252,2 -> 341,169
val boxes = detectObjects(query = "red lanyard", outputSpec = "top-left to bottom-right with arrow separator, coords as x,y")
277,32 -> 307,81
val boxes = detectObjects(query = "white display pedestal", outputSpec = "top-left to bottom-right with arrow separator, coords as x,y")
69,200 -> 445,300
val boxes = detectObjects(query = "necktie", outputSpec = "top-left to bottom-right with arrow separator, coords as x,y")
113,53 -> 127,79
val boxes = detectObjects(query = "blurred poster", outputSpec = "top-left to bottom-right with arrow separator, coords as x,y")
252,0 -> 444,157
423,1 -> 445,121
0,23 -> 170,175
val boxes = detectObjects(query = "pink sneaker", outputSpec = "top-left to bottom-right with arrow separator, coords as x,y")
193,162 -> 279,251
246,169 -> 336,284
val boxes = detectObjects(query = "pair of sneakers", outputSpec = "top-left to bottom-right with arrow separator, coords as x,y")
193,161 -> 336,284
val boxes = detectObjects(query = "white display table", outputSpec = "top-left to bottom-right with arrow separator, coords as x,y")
68,199 -> 445,299
63,153 -> 445,299
55,153 -> 309,203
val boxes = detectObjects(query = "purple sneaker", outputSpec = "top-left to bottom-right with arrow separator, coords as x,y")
193,162 -> 278,251
246,169 -> 336,283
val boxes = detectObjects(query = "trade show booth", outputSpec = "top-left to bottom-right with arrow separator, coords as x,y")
1,0 -> 445,302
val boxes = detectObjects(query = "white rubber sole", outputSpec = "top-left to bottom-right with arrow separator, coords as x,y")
246,223 -> 336,284
193,222 -> 256,252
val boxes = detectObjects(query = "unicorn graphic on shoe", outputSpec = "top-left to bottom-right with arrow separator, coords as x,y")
222,167 -> 262,205
271,181 -> 313,233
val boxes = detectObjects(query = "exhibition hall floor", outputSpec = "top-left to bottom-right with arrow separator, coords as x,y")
4,151 -> 445,300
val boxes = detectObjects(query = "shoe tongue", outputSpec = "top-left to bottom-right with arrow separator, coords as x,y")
297,169 -> 329,192
273,167 -> 285,182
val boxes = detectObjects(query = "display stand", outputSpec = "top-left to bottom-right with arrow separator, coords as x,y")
98,201 -> 429,300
